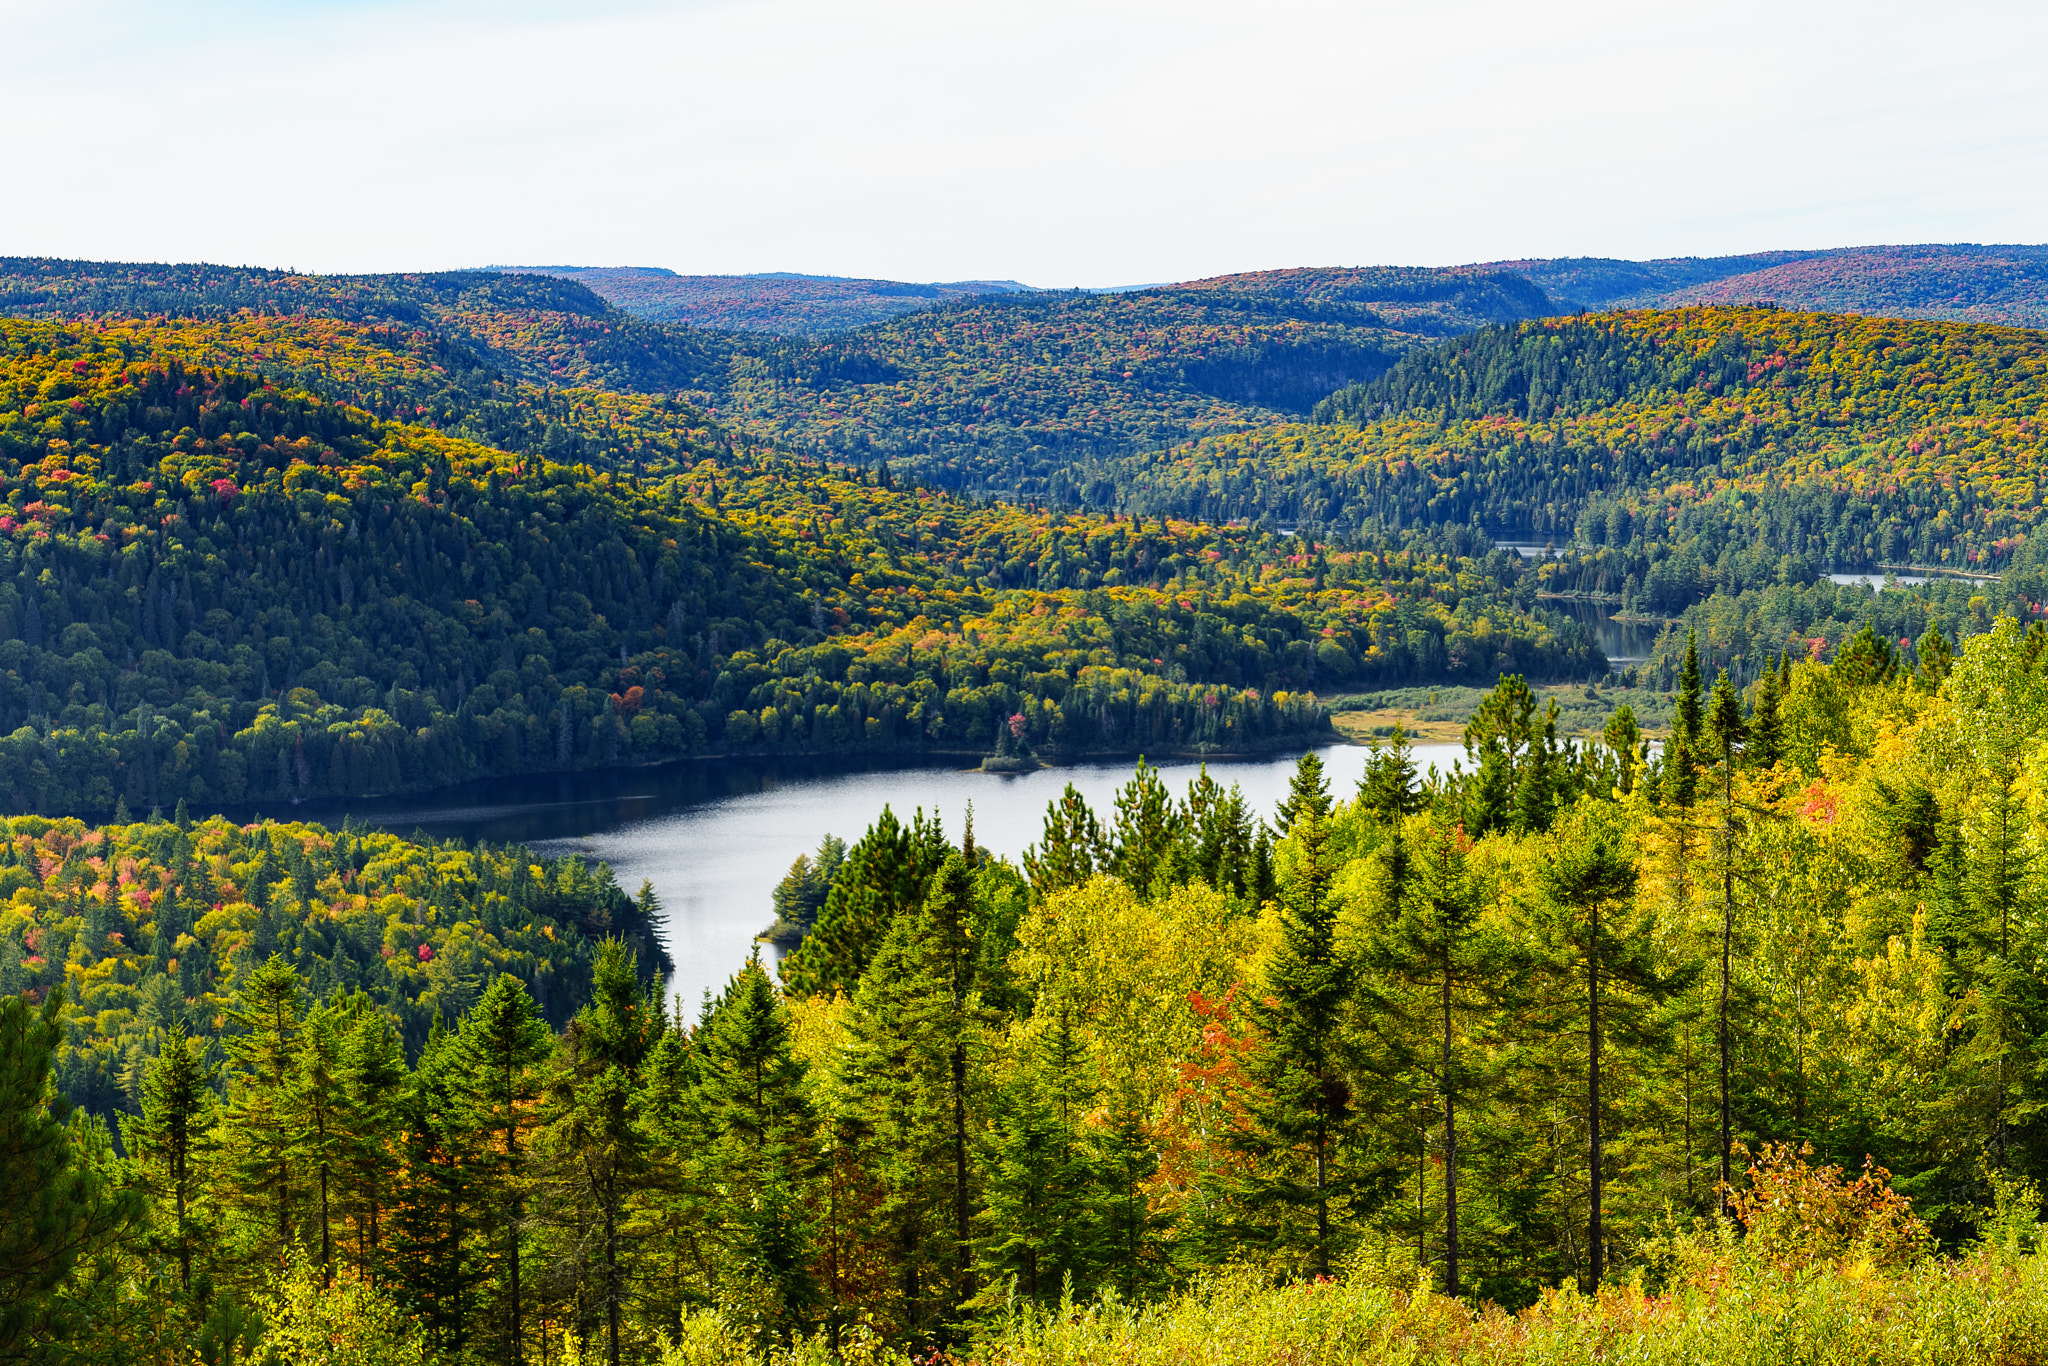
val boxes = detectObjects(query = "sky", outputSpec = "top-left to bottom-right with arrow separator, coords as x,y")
4,0 -> 2046,286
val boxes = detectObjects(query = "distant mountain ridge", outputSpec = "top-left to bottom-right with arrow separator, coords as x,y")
498,265 -> 1034,333
520,245 -> 2048,338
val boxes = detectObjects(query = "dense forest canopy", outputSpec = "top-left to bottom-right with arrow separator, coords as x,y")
0,314 -> 1635,814
14,241 -> 2048,1362
14,623 -> 2048,1363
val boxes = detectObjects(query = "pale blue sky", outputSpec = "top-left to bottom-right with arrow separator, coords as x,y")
5,0 -> 2045,284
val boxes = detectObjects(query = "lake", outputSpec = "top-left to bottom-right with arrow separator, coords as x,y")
301,744 -> 1466,1009
1547,598 -> 1665,666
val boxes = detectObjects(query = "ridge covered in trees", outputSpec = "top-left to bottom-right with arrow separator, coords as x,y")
0,315 -> 1625,814
14,616 -> 2048,1363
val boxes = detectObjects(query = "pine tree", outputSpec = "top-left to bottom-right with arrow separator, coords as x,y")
1364,816 -> 1484,1295
1918,623 -> 1955,690
1244,753 -> 1353,1276
1358,724 -> 1423,825
693,952 -> 818,1338
0,988 -> 143,1360
1023,784 -> 1108,897
128,1024 -> 217,1292
974,1011 -> 1105,1304
221,954 -> 303,1259
454,974 -> 554,1366
1664,632 -> 1704,807
1531,814 -> 1667,1288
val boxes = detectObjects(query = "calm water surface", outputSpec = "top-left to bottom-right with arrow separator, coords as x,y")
299,745 -> 1465,1008
1547,599 -> 1665,665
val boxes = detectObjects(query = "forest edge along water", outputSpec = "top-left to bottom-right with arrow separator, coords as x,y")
253,743 -> 1467,1009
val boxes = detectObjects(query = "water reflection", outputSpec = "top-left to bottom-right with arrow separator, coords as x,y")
284,747 -> 1469,1010
1544,598 -> 1665,666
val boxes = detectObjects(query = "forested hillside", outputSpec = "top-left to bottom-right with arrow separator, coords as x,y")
0,810 -> 669,1120
506,267 -> 1033,333
1657,243 -> 2048,329
0,315 -> 1629,814
18,621 -> 2048,1363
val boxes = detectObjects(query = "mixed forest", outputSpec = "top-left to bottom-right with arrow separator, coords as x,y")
13,246 -> 2048,1363
16,626 -> 2048,1364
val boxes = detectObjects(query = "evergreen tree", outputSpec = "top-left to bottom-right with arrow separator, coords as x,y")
391,1016 -> 480,1357
1748,658 -> 1783,769
1244,754 -> 1353,1276
783,807 -> 948,997
454,974 -> 554,1366
540,939 -> 662,1366
1602,704 -> 1643,793
220,954 -> 304,1261
1023,785 -> 1108,897
1530,813 -> 1666,1288
1364,816 -> 1485,1295
692,953 -> 819,1339
1180,768 -> 1258,897
127,1024 -> 217,1292
1704,667 -> 1748,1205
1108,760 -> 1184,894
1664,632 -> 1704,807
975,1011 -> 1105,1304
0,988 -> 142,1360
1358,725 -> 1424,825
841,854 -> 987,1343
1918,623 -> 1956,690
291,1004 -> 348,1287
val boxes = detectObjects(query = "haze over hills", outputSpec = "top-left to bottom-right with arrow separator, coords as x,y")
497,264 -> 1035,333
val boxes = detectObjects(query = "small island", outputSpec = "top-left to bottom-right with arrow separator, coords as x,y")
980,711 -> 1043,773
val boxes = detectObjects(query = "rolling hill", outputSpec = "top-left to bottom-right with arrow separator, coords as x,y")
500,266 -> 1034,332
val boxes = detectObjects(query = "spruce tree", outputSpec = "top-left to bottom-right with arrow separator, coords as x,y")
1748,658 -> 1783,769
221,954 -> 304,1258
0,988 -> 143,1360
975,1011 -> 1105,1304
1364,816 -> 1484,1296
1664,632 -> 1704,807
841,853 -> 987,1342
1602,704 -> 1642,793
1704,668 -> 1747,1207
1244,753 -> 1353,1276
1532,815 -> 1668,1287
693,952 -> 818,1338
1358,724 -> 1423,825
1181,768 -> 1257,897
541,939 -> 662,1366
783,807 -> 947,997
1108,760 -> 1185,894
454,974 -> 554,1366
128,1024 -> 217,1292
1022,785 -> 1107,896
290,1003 -> 348,1287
